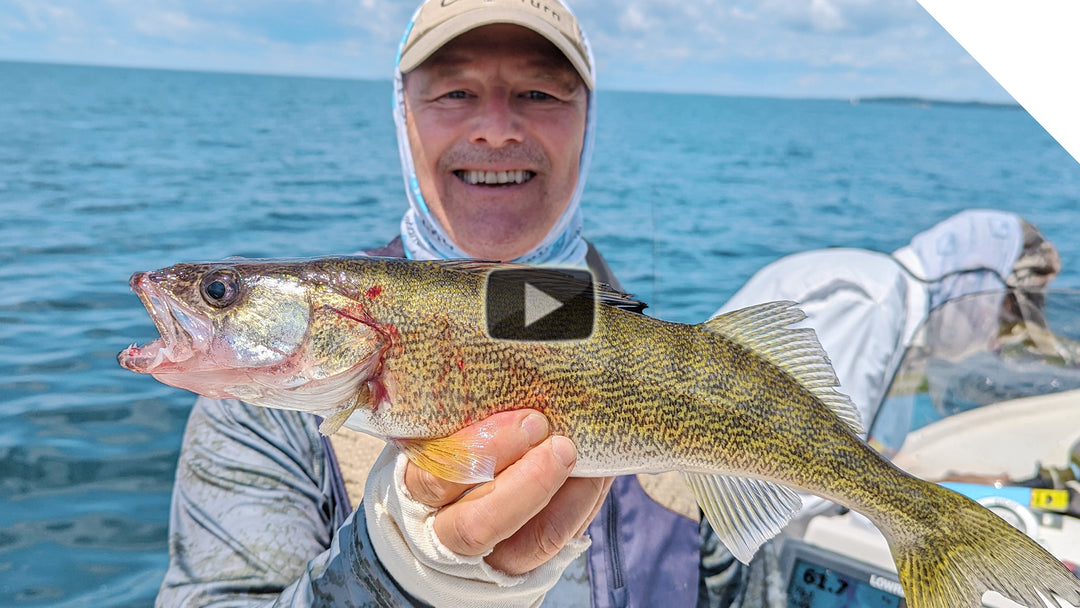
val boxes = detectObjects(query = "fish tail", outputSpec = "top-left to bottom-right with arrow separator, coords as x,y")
889,482 -> 1080,608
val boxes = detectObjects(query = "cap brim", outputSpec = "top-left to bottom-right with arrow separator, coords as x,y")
398,9 -> 594,90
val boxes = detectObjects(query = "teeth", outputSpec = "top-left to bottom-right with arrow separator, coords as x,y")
458,170 -> 534,185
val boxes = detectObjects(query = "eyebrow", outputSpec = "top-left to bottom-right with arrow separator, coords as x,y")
420,52 -> 582,92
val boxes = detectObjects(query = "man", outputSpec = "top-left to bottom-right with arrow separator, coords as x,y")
157,1 -> 730,606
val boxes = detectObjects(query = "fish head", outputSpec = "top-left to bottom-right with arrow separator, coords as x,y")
118,261 -> 383,410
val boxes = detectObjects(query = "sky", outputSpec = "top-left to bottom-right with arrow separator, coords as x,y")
0,0 -> 1015,102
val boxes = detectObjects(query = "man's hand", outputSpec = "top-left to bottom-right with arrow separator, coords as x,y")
403,409 -> 613,575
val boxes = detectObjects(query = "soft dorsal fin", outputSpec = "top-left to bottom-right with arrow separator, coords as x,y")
427,259 -> 648,313
682,472 -> 802,564
701,301 -> 863,435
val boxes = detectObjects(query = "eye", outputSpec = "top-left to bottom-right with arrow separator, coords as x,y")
200,268 -> 241,308
524,90 -> 554,101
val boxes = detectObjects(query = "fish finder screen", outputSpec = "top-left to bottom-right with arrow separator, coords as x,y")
787,559 -> 903,608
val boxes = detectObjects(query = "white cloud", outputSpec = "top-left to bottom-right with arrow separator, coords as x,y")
133,10 -> 214,40
617,5 -> 647,33
566,0 -> 1009,100
0,0 -> 1012,101
808,0 -> 845,32
7,0 -> 82,31
729,6 -> 755,21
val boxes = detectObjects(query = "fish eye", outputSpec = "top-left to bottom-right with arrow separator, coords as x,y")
200,269 -> 241,308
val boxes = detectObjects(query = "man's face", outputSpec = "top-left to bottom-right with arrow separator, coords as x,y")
403,24 -> 588,261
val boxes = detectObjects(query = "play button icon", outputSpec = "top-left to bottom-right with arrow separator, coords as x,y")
485,267 -> 595,341
524,282 -> 565,327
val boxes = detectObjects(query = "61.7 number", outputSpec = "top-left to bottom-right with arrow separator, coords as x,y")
804,566 -> 849,595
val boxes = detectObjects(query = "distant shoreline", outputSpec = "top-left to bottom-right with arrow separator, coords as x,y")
3,59 -> 1020,108
850,96 -> 1021,110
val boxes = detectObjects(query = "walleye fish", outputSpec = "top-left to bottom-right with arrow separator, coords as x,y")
119,256 -> 1080,608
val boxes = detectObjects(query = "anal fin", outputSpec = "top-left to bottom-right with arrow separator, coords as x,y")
682,472 -> 801,564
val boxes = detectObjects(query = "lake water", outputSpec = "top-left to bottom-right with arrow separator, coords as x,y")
1,60 -> 1078,606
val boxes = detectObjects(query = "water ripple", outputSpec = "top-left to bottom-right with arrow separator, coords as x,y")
2,63 -> 1079,607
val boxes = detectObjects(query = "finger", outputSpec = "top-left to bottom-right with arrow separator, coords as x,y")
434,434 -> 576,557
486,472 -> 613,575
404,409 -> 549,508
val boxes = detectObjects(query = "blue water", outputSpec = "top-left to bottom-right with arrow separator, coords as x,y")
1,60 -> 1078,606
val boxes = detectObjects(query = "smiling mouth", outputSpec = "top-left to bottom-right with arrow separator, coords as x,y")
454,169 -> 535,186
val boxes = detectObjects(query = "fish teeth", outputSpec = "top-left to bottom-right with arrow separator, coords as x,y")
458,169 -> 533,185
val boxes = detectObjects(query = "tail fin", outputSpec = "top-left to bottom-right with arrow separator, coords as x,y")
891,483 -> 1080,608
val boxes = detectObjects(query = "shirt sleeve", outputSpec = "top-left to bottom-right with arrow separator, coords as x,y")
156,396 -> 429,607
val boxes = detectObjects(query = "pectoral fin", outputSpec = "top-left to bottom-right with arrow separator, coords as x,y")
316,383 -> 372,436
318,407 -> 354,435
394,436 -> 498,485
682,472 -> 801,564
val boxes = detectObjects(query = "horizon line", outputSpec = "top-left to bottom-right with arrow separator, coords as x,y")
0,57 -> 1018,107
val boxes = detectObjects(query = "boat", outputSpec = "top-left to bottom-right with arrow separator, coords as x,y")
775,288 -> 1080,608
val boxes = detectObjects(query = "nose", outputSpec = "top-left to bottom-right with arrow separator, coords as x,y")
468,93 -> 524,148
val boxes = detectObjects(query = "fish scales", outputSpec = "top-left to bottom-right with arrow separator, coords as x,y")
321,265 -> 1055,573
119,255 -> 1080,608
365,271 -> 794,476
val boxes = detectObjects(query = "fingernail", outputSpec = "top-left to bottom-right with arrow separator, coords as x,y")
521,412 -> 549,445
551,435 -> 577,468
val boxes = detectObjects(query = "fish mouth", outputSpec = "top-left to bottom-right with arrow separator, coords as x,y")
118,272 -> 212,374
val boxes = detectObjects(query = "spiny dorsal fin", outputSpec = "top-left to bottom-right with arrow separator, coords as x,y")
427,259 -> 648,313
682,472 -> 802,564
701,301 -> 863,435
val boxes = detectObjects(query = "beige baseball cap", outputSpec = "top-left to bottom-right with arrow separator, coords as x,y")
398,0 -> 594,89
